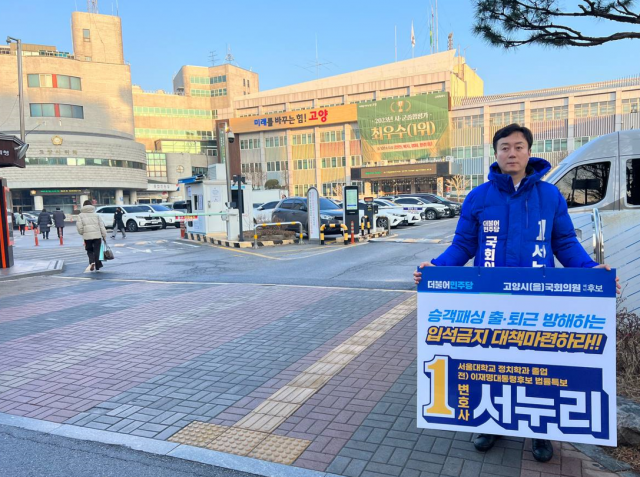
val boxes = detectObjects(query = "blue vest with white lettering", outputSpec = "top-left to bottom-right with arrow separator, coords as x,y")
431,157 -> 598,269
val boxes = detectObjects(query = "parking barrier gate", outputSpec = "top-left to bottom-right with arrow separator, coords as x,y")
320,223 -> 349,245
253,221 -> 303,249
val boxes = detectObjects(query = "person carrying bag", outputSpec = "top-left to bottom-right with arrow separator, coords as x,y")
76,200 -> 108,272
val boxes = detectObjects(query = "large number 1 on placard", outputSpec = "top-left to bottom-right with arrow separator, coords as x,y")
423,357 -> 454,417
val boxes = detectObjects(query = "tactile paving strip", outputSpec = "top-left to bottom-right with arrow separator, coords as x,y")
248,433 -> 312,464
168,421 -> 227,447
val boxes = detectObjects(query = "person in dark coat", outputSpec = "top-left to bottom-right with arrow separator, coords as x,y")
111,207 -> 126,239
37,209 -> 53,239
53,207 -> 66,238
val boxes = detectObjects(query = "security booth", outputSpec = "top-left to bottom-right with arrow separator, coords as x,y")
343,185 -> 360,236
178,167 -> 253,241
0,134 -> 28,269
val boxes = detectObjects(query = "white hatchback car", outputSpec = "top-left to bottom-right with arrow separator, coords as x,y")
373,199 -> 421,225
95,205 -> 163,232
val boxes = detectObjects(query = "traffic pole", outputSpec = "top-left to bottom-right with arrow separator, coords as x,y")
34,227 -> 39,247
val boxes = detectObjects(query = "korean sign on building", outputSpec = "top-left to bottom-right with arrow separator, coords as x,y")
357,93 -> 450,162
228,104 -> 357,133
417,266 -> 617,446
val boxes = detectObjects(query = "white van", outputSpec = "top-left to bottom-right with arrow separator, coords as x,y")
544,129 -> 640,313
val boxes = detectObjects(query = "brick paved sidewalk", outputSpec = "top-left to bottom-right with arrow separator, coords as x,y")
0,277 -> 628,477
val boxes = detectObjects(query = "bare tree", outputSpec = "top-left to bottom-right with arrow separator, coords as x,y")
473,0 -> 640,48
446,175 -> 471,201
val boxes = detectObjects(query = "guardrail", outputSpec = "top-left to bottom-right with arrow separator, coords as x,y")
320,223 -> 349,245
254,221 -> 303,249
592,208 -> 605,264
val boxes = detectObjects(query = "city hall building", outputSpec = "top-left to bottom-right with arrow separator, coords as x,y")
2,8 -> 639,211
228,58 -> 640,198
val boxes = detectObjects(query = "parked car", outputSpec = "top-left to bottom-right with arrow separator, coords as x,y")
395,193 -> 462,216
170,200 -> 192,213
95,205 -> 162,232
335,200 -> 405,229
372,199 -> 422,225
137,204 -> 181,229
391,196 -> 450,220
12,212 -> 38,230
253,200 -> 279,224
271,197 -> 344,233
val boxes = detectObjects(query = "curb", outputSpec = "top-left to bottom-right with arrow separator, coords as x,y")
0,259 -> 64,282
0,412 -> 328,477
184,230 -> 389,248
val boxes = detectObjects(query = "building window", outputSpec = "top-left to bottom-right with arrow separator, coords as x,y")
27,74 -> 81,90
24,157 -> 145,170
322,182 -> 346,196
531,106 -> 568,121
351,155 -> 362,167
451,146 -> 483,159
30,103 -> 84,119
135,129 -> 215,140
191,88 -> 227,97
350,129 -> 361,140
321,156 -> 346,168
622,98 -> 640,114
83,29 -> 90,40
146,152 -> 167,177
264,135 -> 287,148
240,138 -> 261,150
453,115 -> 483,129
320,131 -> 344,143
490,111 -> 524,127
133,107 -> 216,119
293,159 -> 316,170
266,161 -> 288,172
189,75 -> 227,85
531,139 -> 567,153
292,133 -> 314,145
294,184 -> 314,196
575,101 -> 615,118
192,167 -> 208,176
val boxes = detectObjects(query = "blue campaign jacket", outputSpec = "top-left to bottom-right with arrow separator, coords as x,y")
432,157 -> 598,269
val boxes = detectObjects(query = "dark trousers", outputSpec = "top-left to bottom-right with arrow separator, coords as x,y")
57,226 -> 64,237
42,229 -> 49,239
19,225 -> 25,235
84,239 -> 104,270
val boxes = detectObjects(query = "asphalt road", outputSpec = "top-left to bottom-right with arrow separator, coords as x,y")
0,425 -> 258,477
11,217 -> 459,290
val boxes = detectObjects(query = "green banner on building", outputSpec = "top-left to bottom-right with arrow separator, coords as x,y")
356,93 -> 450,163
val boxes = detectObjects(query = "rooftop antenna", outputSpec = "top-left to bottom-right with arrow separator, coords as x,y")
87,0 -> 98,13
293,36 -> 333,79
209,50 -> 218,66
224,44 -> 235,64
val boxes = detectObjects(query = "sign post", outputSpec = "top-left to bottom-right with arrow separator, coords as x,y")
343,185 -> 360,238
307,187 -> 320,244
417,266 -> 617,446
0,135 -> 28,269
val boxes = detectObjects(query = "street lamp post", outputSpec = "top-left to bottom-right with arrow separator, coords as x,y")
6,37 -> 25,142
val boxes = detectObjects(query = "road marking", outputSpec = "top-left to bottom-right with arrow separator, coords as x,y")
171,241 -> 200,247
52,276 -> 415,293
168,295 -> 417,463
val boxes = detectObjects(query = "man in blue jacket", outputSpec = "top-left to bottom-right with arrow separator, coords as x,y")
413,123 -> 619,463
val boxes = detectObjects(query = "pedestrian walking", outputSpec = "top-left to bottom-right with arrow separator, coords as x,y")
53,207 -> 65,238
37,209 -> 53,240
111,207 -> 126,239
15,211 -> 27,235
413,124 -> 620,463
76,200 -> 108,272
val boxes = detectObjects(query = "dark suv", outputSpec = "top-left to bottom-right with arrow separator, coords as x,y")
271,197 -> 344,233
396,193 -> 461,216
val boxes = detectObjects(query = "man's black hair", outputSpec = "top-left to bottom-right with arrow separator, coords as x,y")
492,124 -> 533,153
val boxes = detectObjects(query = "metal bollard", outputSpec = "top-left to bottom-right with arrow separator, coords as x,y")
343,224 -> 348,245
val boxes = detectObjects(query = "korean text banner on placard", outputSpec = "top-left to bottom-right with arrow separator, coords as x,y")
416,267 -> 616,446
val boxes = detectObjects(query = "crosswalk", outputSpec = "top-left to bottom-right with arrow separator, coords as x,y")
369,237 -> 450,244
13,239 -> 199,265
